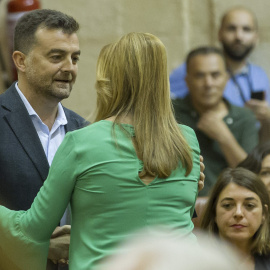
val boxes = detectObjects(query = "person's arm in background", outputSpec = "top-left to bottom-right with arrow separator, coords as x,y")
197,108 -> 258,168
197,111 -> 247,167
245,99 -> 270,143
245,67 -> 270,143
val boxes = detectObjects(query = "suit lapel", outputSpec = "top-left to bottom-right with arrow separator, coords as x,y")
2,85 -> 49,181
64,108 -> 79,132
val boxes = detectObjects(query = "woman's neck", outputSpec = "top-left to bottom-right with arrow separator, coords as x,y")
231,239 -> 250,255
232,240 -> 255,269
105,114 -> 133,125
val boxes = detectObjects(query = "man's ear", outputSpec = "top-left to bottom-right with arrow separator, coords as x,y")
12,51 -> 27,73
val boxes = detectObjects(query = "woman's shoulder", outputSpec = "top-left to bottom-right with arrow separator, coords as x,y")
178,124 -> 196,139
61,121 -> 114,147
178,124 -> 200,152
65,120 -> 134,145
178,123 -> 194,133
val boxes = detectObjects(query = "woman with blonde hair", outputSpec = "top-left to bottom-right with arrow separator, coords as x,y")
201,167 -> 270,269
0,33 -> 200,270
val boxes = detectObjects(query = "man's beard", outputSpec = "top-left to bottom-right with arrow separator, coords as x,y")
222,41 -> 255,62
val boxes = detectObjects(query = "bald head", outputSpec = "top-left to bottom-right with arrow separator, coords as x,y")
220,6 -> 258,31
218,6 -> 258,62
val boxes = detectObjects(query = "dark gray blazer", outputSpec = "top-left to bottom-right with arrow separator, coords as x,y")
0,83 -> 89,210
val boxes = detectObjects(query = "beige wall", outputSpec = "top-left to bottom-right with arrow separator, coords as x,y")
0,0 -> 269,120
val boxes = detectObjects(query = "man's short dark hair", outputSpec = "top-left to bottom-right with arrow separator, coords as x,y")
14,9 -> 79,54
186,46 -> 225,72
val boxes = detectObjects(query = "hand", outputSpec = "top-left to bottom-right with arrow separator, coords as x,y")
197,111 -> 229,142
245,99 -> 270,122
48,226 -> 71,265
198,155 -> 205,192
51,225 -> 71,238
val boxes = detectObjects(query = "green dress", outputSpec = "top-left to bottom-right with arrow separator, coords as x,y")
0,121 -> 200,270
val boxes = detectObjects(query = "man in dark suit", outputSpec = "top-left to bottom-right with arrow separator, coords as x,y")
0,9 -> 88,270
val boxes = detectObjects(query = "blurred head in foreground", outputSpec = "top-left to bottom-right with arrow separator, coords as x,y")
100,228 -> 242,270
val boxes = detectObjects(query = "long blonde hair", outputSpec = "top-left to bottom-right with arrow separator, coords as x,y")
95,32 -> 192,178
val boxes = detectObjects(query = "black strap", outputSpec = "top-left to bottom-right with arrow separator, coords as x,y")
227,64 -> 254,104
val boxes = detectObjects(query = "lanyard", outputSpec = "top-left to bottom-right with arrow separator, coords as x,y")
228,64 -> 253,104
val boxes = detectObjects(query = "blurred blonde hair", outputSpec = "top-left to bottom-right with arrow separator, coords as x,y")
95,32 -> 192,178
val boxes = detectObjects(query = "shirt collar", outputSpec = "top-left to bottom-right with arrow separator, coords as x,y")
15,82 -> 67,126
55,102 -> 67,126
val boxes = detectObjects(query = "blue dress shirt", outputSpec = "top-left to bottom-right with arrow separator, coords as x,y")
15,83 -> 67,166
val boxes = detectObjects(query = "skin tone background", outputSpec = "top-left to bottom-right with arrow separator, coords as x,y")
0,0 -> 270,121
